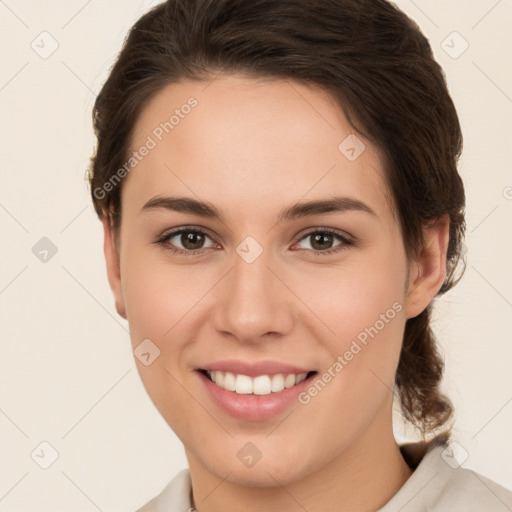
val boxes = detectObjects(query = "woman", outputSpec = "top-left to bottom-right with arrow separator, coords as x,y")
87,0 -> 512,510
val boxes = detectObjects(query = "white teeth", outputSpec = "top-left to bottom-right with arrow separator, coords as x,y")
235,374 -> 253,394
223,372 -> 236,391
206,370 -> 310,395
271,374 -> 285,392
253,375 -> 272,395
284,374 -> 296,388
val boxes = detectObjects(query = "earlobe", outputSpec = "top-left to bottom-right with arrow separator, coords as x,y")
404,215 -> 450,319
101,211 -> 127,320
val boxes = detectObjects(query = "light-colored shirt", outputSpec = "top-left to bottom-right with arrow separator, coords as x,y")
135,436 -> 512,511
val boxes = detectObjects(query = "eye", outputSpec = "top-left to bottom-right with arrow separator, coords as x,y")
154,226 -> 354,256
155,227 -> 217,255
293,228 -> 353,255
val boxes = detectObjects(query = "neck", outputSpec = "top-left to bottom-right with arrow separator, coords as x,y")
187,396 -> 414,512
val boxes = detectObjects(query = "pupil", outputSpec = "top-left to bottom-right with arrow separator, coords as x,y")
183,232 -> 204,250
312,233 -> 332,250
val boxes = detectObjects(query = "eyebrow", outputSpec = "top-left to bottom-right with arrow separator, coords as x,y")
140,195 -> 377,222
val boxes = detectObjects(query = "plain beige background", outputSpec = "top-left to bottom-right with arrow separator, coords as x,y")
1,0 -> 511,510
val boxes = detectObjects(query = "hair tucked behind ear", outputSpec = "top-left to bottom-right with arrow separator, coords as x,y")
87,0 -> 466,441
396,305 -> 455,439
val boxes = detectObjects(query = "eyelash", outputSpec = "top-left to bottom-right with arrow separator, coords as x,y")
154,226 -> 354,257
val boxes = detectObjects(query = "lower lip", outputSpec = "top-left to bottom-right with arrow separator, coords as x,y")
196,370 -> 315,421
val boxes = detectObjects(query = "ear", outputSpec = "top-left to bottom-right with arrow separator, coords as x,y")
101,211 -> 127,319
404,214 -> 450,319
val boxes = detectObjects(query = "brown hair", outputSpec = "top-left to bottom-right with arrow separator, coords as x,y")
87,0 -> 466,441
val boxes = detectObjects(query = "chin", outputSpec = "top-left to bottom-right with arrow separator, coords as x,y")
222,465 -> 303,488
198,446 -> 315,488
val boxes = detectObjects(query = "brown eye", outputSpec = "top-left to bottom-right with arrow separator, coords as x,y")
156,228 -> 216,254
295,229 -> 354,255
180,231 -> 207,250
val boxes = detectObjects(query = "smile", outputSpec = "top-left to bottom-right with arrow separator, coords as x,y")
201,369 -> 317,396
195,360 -> 319,420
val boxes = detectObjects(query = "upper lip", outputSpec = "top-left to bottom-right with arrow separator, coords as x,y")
198,359 -> 316,378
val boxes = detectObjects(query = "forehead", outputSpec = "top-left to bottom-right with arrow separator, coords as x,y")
124,74 -> 394,222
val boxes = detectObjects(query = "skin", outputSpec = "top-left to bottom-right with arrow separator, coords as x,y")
102,74 -> 450,512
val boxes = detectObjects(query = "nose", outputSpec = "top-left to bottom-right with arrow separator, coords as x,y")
212,244 -> 296,344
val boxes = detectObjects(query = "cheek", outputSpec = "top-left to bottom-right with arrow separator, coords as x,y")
293,266 -> 406,463
119,252 -> 205,433
300,241 -> 406,338
296,241 -> 407,390
120,243 -> 205,345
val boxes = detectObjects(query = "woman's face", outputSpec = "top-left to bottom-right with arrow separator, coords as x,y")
103,74 -> 434,486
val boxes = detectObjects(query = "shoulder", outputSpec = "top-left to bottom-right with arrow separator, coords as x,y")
380,437 -> 512,512
430,463 -> 512,511
133,468 -> 192,512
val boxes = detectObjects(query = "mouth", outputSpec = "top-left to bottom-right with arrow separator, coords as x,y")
197,369 -> 318,396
